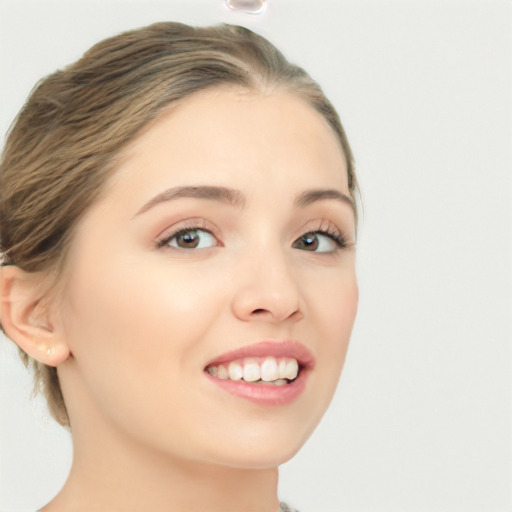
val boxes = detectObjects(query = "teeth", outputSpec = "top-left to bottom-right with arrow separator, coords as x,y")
278,359 -> 288,379
207,357 -> 299,383
253,378 -> 288,386
242,358 -> 260,382
228,361 -> 243,381
217,364 -> 228,380
283,359 -> 299,380
260,357 -> 279,381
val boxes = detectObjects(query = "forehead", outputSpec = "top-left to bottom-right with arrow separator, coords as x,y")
108,87 -> 349,201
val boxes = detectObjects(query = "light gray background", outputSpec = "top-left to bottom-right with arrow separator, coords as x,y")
0,1 -> 510,511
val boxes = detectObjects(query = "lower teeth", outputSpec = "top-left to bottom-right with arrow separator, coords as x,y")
205,367 -> 294,385
253,379 -> 289,386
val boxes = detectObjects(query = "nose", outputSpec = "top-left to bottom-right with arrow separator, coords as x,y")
230,247 -> 304,324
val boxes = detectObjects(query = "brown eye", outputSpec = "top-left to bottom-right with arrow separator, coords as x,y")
293,233 -> 319,251
293,232 -> 340,253
176,231 -> 200,248
167,229 -> 217,249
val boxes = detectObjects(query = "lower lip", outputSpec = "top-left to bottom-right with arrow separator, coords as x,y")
204,369 -> 309,406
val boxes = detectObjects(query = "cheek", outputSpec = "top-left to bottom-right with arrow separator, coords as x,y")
309,269 -> 358,384
59,255 -> 233,454
311,267 -> 358,339
60,255 -> 227,404
66,254 -> 222,343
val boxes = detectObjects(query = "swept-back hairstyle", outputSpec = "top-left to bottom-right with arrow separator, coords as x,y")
0,21 -> 357,427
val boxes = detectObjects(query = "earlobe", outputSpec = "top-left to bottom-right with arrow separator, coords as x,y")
0,265 -> 70,367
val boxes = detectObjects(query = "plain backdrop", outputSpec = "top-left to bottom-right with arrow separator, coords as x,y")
0,1 -> 510,511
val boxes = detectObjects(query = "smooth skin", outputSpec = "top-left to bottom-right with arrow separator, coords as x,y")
1,87 -> 358,512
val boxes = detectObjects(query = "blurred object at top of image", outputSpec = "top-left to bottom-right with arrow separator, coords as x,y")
226,0 -> 267,15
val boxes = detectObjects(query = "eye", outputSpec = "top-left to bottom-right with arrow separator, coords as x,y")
293,231 -> 345,253
164,228 -> 218,249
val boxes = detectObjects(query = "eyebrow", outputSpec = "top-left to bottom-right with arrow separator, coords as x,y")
135,185 -> 246,216
135,185 -> 355,216
294,189 -> 356,212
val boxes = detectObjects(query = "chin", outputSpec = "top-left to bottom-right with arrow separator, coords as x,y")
217,445 -> 303,470
199,420 -> 317,470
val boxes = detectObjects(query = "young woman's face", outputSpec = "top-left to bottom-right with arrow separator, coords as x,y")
58,88 -> 358,468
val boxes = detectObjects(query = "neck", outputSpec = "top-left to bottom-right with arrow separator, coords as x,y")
40,377 -> 280,512
41,424 -> 280,512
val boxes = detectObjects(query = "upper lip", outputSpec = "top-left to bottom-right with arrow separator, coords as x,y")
204,340 -> 316,370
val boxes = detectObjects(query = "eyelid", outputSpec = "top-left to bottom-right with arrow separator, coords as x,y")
298,219 -> 351,245
154,217 -> 353,251
155,218 -> 221,248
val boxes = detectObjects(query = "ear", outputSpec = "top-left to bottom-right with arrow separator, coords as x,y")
0,265 -> 70,367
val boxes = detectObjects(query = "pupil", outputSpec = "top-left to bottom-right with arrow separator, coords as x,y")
179,231 -> 199,248
303,233 -> 318,251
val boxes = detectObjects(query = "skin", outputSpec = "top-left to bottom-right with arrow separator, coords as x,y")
7,87 -> 358,512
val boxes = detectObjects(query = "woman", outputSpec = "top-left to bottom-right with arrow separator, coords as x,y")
0,21 -> 358,512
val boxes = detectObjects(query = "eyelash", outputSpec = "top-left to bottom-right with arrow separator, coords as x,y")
300,220 -> 349,252
312,226 -> 348,249
156,220 -> 349,252
156,222 -> 217,249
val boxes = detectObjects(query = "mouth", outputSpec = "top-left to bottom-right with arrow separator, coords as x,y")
203,340 -> 314,405
205,356 -> 301,385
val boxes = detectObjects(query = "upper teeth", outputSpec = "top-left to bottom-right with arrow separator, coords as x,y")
207,357 -> 299,382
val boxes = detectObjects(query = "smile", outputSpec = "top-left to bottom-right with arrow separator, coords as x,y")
203,340 -> 314,405
206,356 -> 299,384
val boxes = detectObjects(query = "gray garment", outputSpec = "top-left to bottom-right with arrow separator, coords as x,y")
280,502 -> 300,512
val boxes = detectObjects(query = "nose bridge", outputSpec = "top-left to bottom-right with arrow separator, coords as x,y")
231,232 -> 302,323
254,242 -> 297,296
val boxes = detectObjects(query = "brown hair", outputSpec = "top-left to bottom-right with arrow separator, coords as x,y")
0,21 -> 357,427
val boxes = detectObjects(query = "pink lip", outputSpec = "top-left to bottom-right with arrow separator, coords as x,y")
204,340 -> 316,369
203,340 -> 315,406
